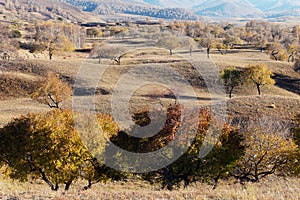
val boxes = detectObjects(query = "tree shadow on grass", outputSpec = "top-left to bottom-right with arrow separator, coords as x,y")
273,73 -> 300,95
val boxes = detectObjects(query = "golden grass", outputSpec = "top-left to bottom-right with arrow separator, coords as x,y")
1,177 -> 300,200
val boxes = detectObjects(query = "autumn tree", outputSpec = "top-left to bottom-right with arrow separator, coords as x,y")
157,33 -> 181,55
76,114 -> 124,189
220,66 -> 244,98
287,44 -> 299,62
196,37 -> 215,58
231,128 -> 298,183
142,108 -> 244,190
33,21 -> 75,60
0,23 -> 19,62
245,64 -> 275,95
214,41 -> 228,55
86,27 -> 102,38
0,110 -> 125,191
266,43 -> 287,61
90,43 -> 127,65
180,37 -> 198,56
31,72 -> 72,109
0,110 -> 92,191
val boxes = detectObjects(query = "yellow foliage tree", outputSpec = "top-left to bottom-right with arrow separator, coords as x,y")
266,42 -> 288,61
0,110 -> 121,191
245,64 -> 275,95
33,21 -> 75,60
0,110 -> 91,190
231,128 -> 298,183
31,72 -> 72,109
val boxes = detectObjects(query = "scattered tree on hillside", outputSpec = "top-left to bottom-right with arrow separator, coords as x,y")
86,27 -> 102,38
32,21 -> 75,60
292,25 -> 300,42
0,23 -> 19,62
231,128 -> 298,183
157,33 -> 181,55
0,110 -> 92,191
287,44 -> 299,62
266,43 -> 287,61
142,108 -> 244,190
90,43 -> 127,65
220,66 -> 244,98
10,29 -> 22,38
196,37 -> 215,58
245,64 -> 275,95
0,110 -> 123,191
215,41 -> 228,55
31,72 -> 72,109
180,37 -> 198,56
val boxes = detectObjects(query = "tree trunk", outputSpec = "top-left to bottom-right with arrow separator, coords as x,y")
256,84 -> 261,95
98,53 -> 101,64
49,50 -> 53,60
229,86 -> 234,98
213,174 -> 221,189
272,51 -> 278,61
207,47 -> 210,58
53,184 -> 59,191
39,168 -> 58,191
64,180 -> 73,191
169,49 -> 173,55
288,54 -> 295,62
84,179 -> 92,190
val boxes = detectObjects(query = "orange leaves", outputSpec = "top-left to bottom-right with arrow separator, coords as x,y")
31,72 -> 72,109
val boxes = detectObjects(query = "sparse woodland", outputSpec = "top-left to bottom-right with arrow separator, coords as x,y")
0,2 -> 300,199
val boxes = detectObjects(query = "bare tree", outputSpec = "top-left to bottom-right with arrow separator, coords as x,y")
91,43 -> 127,65
0,23 -> 19,65
156,33 -> 181,55
180,37 -> 198,56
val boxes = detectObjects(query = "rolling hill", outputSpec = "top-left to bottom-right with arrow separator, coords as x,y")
192,0 -> 263,18
5,0 -> 300,21
63,0 -> 199,20
0,0 -> 102,22
123,0 -> 300,18
141,0 -> 204,9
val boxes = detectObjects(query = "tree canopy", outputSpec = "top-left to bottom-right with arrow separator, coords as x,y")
221,66 -> 244,98
245,64 -> 275,95
31,72 -> 72,109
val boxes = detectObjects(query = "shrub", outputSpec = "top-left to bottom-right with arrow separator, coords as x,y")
9,30 -> 22,38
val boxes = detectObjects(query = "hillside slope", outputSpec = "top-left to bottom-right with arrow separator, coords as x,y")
63,0 -> 199,20
192,0 -> 263,18
0,0 -> 102,22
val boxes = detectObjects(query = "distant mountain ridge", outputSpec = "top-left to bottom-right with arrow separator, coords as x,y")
192,0 -> 263,18
63,0 -> 199,20
128,0 -> 300,18
61,0 -> 300,20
